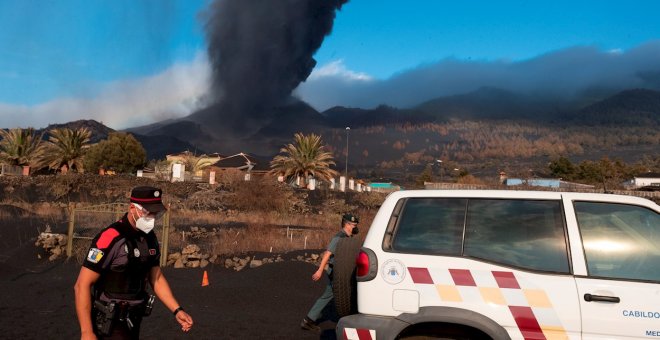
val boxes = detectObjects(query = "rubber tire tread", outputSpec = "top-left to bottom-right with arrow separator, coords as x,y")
332,237 -> 362,317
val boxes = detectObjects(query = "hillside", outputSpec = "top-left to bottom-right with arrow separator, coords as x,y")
572,88 -> 660,125
39,119 -> 114,143
416,87 -> 541,120
323,105 -> 435,127
20,88 -> 659,178
126,99 -> 327,157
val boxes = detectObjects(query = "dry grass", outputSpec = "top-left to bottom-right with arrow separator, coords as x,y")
13,201 -> 380,265
3,174 -> 386,264
206,224 -> 331,255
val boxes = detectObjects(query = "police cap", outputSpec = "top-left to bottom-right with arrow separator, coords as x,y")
342,213 -> 359,224
130,186 -> 166,213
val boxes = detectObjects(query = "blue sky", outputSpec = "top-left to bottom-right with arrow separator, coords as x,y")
1,0 -> 659,129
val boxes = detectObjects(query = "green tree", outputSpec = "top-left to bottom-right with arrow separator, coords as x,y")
84,132 -> 146,174
0,127 -> 46,170
43,127 -> 91,173
269,133 -> 339,182
575,157 -> 629,190
415,164 -> 435,187
548,156 -> 576,180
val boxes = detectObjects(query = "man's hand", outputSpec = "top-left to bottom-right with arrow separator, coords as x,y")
312,268 -> 323,281
175,310 -> 193,332
80,330 -> 97,340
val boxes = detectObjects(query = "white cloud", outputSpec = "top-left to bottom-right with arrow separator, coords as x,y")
307,60 -> 374,81
296,41 -> 660,112
0,52 -> 211,130
294,59 -> 376,111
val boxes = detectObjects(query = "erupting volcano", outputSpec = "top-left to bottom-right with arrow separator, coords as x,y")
132,0 -> 348,155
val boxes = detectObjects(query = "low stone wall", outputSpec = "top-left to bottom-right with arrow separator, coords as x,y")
35,229 -> 67,261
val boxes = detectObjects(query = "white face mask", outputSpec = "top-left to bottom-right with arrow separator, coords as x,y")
132,204 -> 156,234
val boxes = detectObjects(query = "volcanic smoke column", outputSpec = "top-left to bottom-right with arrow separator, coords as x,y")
204,0 -> 348,117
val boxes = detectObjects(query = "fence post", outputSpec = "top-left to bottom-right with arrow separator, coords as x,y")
160,205 -> 171,267
66,204 -> 75,258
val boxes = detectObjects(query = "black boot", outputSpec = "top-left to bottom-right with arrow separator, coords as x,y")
300,316 -> 321,332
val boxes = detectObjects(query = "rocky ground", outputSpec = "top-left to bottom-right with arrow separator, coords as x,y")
0,218 -> 345,339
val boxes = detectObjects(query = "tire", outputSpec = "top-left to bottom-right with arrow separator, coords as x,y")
332,236 -> 362,317
398,323 -> 491,340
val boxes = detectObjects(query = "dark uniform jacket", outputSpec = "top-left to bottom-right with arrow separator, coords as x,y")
326,230 -> 350,273
83,213 -> 160,305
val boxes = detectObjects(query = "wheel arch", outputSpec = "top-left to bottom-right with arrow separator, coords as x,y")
395,306 -> 511,340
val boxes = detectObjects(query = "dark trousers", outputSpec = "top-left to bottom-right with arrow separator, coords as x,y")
93,309 -> 143,340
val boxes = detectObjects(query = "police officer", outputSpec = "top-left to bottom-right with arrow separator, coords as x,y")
74,186 -> 193,339
301,213 -> 359,332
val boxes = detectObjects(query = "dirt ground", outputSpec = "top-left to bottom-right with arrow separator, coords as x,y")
0,248 -> 340,340
0,175 -> 381,339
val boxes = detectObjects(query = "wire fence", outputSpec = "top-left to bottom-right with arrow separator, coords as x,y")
65,203 -> 172,266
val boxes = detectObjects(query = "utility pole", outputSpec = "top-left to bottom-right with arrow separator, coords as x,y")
345,127 -> 350,179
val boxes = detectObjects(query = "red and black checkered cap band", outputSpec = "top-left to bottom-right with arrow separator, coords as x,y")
129,186 -> 166,212
130,197 -> 162,203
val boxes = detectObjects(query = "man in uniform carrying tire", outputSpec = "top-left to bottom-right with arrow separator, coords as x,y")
74,186 -> 193,339
301,213 -> 359,333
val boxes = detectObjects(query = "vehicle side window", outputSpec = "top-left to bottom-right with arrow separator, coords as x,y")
391,198 -> 466,255
464,199 -> 569,273
575,202 -> 660,282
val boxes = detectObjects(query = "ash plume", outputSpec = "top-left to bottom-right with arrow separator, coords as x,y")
203,0 -> 348,116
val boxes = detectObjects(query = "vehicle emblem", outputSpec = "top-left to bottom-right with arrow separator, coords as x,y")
381,259 -> 406,285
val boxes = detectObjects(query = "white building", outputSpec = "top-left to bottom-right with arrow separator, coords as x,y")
625,173 -> 660,189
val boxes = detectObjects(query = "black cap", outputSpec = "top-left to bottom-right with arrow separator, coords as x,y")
342,213 -> 359,224
130,186 -> 166,213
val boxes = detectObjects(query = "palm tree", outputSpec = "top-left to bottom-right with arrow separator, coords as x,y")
269,133 -> 339,182
171,151 -> 216,173
43,127 -> 92,173
0,128 -> 46,170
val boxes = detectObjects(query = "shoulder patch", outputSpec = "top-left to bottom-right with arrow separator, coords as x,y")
95,228 -> 120,249
87,248 -> 104,263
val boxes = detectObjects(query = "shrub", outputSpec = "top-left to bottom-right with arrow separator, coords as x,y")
228,177 -> 294,213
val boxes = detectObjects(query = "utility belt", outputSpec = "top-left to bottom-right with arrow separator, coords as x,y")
92,294 -> 155,336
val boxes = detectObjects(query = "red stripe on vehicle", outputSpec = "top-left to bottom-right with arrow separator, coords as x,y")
356,329 -> 373,340
492,271 -> 521,289
95,229 -> 119,249
343,329 -> 349,340
509,306 -> 546,340
449,269 -> 476,286
408,267 -> 434,284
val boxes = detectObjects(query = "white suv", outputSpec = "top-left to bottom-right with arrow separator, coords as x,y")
337,190 -> 660,339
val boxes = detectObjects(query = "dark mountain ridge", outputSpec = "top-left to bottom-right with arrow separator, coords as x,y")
29,88 -> 660,165
572,88 -> 660,125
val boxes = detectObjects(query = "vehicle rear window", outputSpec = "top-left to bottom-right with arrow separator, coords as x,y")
464,199 -> 569,273
391,198 -> 466,255
575,202 -> 660,282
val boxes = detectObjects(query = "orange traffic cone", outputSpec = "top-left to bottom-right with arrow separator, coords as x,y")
201,270 -> 209,287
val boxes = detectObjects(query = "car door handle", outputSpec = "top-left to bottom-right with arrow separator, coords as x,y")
584,293 -> 620,303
